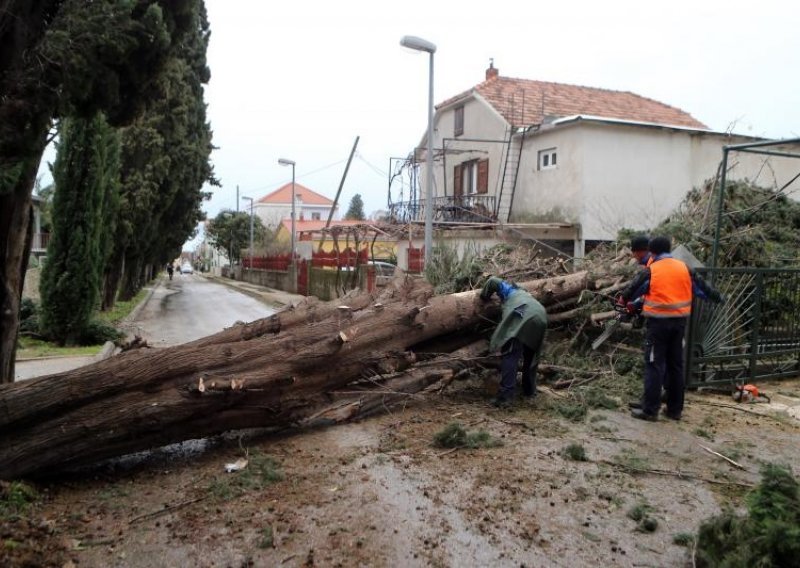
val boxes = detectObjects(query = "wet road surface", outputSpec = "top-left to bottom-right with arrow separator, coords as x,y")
128,273 -> 277,347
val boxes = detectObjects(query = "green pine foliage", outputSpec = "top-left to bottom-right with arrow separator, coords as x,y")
110,1 -> 216,302
345,194 -> 366,220
40,113 -> 120,345
695,464 -> 800,567
655,179 -> 800,267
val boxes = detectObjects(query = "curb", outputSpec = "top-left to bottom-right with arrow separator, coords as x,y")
205,275 -> 297,308
126,278 -> 162,323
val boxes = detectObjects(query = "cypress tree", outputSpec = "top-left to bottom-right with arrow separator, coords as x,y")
345,194 -> 366,220
40,113 -> 120,345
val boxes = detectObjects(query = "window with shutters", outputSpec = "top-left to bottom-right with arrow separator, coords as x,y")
455,159 -> 489,195
454,105 -> 464,137
538,148 -> 558,170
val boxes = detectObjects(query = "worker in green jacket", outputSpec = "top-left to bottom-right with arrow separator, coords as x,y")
480,277 -> 548,407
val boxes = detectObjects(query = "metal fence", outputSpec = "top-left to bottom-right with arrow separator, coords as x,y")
686,267 -> 800,387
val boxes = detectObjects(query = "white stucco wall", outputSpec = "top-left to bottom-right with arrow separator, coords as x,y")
513,127 -> 585,225
421,96 -> 509,202
514,122 -> 800,242
254,202 -> 337,229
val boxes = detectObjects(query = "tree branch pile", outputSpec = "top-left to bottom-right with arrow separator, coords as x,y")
1,267 -> 617,479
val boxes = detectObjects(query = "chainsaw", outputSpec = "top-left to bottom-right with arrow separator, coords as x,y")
591,297 -> 643,350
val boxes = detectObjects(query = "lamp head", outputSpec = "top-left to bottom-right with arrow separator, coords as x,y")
278,158 -> 295,167
400,35 -> 436,54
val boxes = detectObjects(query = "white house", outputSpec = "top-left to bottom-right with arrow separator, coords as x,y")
401,62 -> 800,257
254,183 -> 338,229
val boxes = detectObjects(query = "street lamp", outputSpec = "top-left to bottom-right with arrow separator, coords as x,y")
400,34 -> 436,266
277,158 -> 296,262
241,195 -> 254,271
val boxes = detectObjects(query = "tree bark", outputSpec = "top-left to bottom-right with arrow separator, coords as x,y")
0,272 -> 591,478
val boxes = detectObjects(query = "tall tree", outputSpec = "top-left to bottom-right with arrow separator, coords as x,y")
345,194 -> 366,220
40,113 -> 120,345
107,2 -> 215,303
205,210 -> 266,264
0,0 -> 198,382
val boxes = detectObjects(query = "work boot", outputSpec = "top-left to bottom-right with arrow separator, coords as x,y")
630,408 -> 658,422
492,396 -> 513,409
628,401 -> 643,410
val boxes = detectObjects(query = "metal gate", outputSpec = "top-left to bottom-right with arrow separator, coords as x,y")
686,267 -> 800,387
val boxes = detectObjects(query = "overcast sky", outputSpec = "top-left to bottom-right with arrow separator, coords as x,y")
40,1 -> 800,248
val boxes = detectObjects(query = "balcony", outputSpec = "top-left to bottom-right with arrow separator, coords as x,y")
388,195 -> 496,224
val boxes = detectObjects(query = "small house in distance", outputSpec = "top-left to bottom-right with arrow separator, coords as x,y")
253,183 -> 338,229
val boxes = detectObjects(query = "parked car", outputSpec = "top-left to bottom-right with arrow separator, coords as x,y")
368,261 -> 397,286
180,262 -> 193,274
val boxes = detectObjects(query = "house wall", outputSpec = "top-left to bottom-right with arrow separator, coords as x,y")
254,202 -> 336,229
515,122 -> 800,242
429,97 -> 508,199
513,127 -> 585,225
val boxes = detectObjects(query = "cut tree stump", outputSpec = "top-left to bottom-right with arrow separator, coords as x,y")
0,271 -> 596,479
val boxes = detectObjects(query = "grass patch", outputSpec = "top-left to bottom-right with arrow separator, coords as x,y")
562,443 -> 588,461
16,336 -> 102,359
612,449 -> 650,471
0,481 -> 38,520
628,501 -> 659,532
673,532 -> 696,547
695,463 -> 800,567
207,452 -> 284,502
96,286 -> 151,325
694,428 -> 714,441
433,423 -> 503,449
258,526 -> 274,549
551,399 -> 588,422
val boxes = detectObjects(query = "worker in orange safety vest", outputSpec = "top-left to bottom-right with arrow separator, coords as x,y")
618,236 -> 723,422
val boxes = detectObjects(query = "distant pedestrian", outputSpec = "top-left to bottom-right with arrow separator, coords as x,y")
167,263 -> 174,280
480,276 -> 547,408
619,236 -> 722,421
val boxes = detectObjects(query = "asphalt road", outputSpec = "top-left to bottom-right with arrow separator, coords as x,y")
128,272 -> 278,347
15,274 -> 278,380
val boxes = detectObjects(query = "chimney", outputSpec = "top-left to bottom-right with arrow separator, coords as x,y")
485,58 -> 498,81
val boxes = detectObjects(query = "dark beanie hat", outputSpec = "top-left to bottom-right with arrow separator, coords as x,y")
648,236 -> 672,255
630,235 -> 649,252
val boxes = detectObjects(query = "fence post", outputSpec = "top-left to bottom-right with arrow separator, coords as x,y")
748,270 -> 764,381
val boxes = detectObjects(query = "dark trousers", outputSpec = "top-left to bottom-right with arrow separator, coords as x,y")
643,317 -> 687,416
499,338 -> 538,399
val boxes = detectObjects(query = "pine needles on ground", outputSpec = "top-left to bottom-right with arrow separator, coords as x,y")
694,463 -> 800,567
433,422 -> 503,449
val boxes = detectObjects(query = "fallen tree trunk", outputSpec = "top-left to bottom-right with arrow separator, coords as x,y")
0,272 -> 592,479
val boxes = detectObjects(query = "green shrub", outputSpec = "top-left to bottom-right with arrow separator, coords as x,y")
563,443 -> 588,461
695,464 -> 800,567
0,481 -> 38,519
80,319 -> 123,344
18,298 -> 40,335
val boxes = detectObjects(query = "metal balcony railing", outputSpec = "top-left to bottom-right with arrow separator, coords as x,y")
388,195 -> 497,224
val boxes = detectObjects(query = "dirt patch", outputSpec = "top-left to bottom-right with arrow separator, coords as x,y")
3,377 -> 800,567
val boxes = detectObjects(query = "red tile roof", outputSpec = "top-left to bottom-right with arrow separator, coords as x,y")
440,72 -> 707,130
259,183 -> 334,206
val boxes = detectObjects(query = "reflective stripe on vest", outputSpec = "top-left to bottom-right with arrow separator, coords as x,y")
643,258 -> 692,318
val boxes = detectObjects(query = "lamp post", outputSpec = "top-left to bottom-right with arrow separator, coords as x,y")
400,34 -> 436,266
241,195 -> 254,271
278,159 -> 297,291
278,159 -> 296,259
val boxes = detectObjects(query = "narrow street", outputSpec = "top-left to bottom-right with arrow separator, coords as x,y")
128,273 -> 278,347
